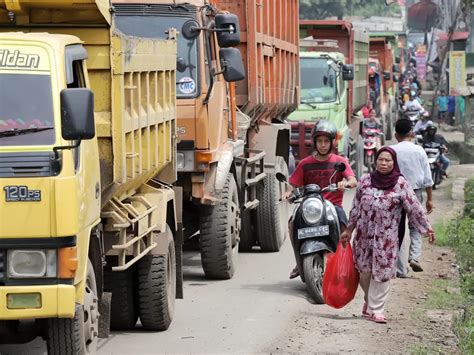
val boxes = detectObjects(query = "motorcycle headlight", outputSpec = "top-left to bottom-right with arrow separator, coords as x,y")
8,250 -> 57,278
302,198 -> 324,224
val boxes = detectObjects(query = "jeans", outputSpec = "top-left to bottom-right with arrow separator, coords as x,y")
397,189 -> 423,275
439,154 -> 450,172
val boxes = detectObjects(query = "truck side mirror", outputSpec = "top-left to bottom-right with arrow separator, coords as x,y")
219,48 -> 245,82
181,20 -> 201,40
383,71 -> 391,81
215,14 -> 240,48
60,88 -> 95,141
342,64 -> 354,81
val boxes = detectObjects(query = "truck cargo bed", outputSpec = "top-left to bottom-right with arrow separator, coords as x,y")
214,0 -> 300,123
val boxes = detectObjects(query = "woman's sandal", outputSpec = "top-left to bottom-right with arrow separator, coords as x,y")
362,302 -> 370,318
289,267 -> 300,279
369,314 -> 387,324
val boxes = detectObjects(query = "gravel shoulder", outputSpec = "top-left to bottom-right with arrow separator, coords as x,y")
267,163 -> 474,354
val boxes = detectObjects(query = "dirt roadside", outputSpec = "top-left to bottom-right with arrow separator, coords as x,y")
267,161 -> 474,354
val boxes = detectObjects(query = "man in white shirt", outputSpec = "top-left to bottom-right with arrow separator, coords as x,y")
392,119 -> 434,277
403,91 -> 425,113
414,113 -> 433,134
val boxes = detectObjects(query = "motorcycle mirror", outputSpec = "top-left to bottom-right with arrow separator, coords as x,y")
276,172 -> 287,183
334,162 -> 346,173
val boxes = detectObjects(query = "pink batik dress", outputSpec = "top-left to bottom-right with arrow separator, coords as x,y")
347,174 -> 431,282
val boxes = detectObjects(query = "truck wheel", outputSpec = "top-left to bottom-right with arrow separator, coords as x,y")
104,266 -> 138,330
136,226 -> 176,331
200,173 -> 240,279
238,211 -> 255,252
303,253 -> 325,304
256,157 -> 288,252
47,260 -> 98,354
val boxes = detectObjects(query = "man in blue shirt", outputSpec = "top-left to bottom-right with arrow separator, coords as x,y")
436,90 -> 449,126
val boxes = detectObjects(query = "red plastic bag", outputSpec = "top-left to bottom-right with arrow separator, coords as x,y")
322,242 -> 359,309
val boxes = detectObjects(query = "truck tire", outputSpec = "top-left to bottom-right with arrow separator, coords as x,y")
200,173 -> 240,279
256,157 -> 288,252
47,260 -> 98,354
136,226 -> 176,331
238,211 -> 255,252
104,266 -> 138,330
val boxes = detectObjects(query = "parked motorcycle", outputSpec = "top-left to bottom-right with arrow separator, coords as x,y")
277,162 -> 347,304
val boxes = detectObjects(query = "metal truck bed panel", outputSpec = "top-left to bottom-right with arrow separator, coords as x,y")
369,37 -> 394,93
300,20 -> 368,121
0,2 -> 177,204
213,0 -> 300,123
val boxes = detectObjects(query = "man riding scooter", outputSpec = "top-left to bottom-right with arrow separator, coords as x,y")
287,120 -> 357,279
403,90 -> 425,126
421,122 -> 450,178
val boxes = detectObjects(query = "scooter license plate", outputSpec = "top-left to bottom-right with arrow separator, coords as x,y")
297,225 -> 330,239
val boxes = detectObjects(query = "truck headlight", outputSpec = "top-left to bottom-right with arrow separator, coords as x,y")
302,198 -> 323,224
177,152 -> 185,169
8,250 -> 57,278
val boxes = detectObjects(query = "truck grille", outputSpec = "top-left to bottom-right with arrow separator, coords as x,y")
0,249 -> 5,283
0,152 -> 59,178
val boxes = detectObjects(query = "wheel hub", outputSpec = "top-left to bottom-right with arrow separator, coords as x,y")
83,271 -> 99,351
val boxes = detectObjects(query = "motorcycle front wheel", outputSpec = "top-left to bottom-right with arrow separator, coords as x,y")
303,253 -> 325,304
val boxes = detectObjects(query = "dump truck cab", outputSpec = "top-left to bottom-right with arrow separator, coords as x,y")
0,29 -> 100,351
291,47 -> 352,157
0,1 -> 181,352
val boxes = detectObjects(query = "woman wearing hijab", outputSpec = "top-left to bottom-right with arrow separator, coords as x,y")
340,147 -> 435,324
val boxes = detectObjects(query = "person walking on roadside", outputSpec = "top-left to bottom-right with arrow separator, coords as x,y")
448,95 -> 456,126
288,120 -> 357,279
340,147 -> 435,324
436,90 -> 449,126
392,119 -> 434,277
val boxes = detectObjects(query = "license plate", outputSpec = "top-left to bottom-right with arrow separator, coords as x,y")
297,225 -> 329,239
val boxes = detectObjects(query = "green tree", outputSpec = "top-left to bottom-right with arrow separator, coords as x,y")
299,0 -> 401,20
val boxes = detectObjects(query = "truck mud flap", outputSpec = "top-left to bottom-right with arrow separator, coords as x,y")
234,148 -> 266,211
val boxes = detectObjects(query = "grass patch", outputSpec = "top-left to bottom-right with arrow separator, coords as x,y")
423,279 -> 463,310
411,344 -> 444,355
433,220 -> 450,247
427,178 -> 474,353
444,182 -> 453,200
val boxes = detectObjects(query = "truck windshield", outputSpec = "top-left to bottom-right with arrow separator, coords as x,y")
300,58 -> 337,103
115,14 -> 199,99
0,73 -> 55,146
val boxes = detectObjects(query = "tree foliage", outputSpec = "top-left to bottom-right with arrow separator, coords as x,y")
299,0 -> 401,20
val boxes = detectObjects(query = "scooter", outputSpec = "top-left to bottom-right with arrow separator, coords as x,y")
403,109 -> 422,127
422,141 -> 444,188
362,127 -> 383,172
277,162 -> 346,304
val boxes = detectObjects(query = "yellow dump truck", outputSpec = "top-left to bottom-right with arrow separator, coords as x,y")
0,1 -> 181,352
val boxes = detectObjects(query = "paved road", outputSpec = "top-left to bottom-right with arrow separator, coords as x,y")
0,191 -> 355,354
